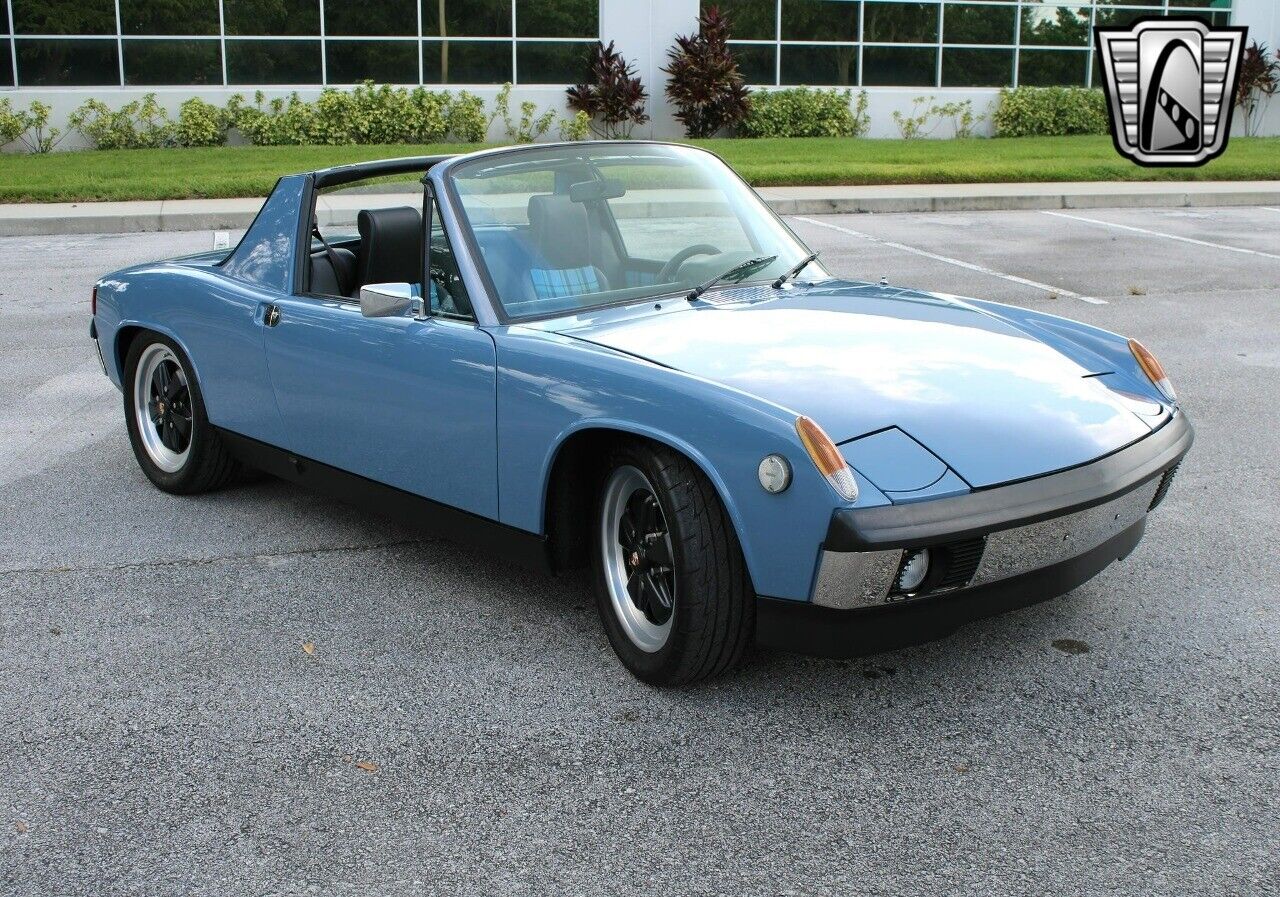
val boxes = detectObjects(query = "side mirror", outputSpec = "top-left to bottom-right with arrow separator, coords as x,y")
359,282 -> 416,318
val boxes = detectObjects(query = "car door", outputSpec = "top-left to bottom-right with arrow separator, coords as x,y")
261,204 -> 498,520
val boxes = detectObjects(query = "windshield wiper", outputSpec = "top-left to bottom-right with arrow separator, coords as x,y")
772,251 -> 820,288
686,255 -> 778,302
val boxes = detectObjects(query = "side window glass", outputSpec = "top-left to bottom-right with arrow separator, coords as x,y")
429,199 -> 476,321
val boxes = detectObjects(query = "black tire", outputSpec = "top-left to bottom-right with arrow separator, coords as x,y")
590,439 -> 755,685
122,331 -> 239,494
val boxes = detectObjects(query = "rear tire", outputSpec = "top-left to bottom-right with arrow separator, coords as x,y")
590,439 -> 755,685
123,332 -> 239,494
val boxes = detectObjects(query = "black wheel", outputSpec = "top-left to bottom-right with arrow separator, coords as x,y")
123,332 -> 239,494
590,439 -> 755,685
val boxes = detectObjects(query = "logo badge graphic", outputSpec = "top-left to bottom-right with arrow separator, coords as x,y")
1094,18 -> 1247,167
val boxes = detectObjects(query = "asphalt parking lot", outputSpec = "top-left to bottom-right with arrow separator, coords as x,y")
2,205 -> 1278,896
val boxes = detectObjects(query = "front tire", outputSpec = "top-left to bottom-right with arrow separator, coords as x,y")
123,332 -> 239,494
591,440 -> 755,685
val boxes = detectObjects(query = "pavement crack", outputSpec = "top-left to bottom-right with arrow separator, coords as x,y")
0,537 -> 439,578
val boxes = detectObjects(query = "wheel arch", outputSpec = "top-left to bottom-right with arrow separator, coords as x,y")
113,322 -> 204,392
540,421 -> 752,580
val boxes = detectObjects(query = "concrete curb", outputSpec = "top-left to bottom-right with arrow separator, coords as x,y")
2,181 -> 1278,236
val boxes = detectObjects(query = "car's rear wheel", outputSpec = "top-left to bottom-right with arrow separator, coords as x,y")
591,440 -> 755,685
123,332 -> 238,494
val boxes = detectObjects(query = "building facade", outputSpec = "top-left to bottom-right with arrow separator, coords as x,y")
2,0 -> 1276,145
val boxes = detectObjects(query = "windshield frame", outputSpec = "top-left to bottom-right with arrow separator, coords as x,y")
438,141 -> 826,325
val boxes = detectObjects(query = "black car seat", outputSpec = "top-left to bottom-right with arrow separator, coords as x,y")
309,243 -> 357,297
355,206 -> 422,294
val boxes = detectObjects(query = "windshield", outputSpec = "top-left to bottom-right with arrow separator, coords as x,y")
447,143 -> 825,320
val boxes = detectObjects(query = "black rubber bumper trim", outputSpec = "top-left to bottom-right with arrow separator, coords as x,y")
757,517 -> 1145,659
826,413 -> 1192,551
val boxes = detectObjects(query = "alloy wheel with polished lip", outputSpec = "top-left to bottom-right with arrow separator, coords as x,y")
133,343 -> 193,473
600,465 -> 677,653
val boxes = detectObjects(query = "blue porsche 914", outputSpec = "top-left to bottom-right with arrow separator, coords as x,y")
91,142 -> 1192,684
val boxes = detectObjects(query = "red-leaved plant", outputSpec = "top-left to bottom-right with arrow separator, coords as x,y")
1236,40 -> 1279,137
662,6 -> 751,139
566,41 -> 650,139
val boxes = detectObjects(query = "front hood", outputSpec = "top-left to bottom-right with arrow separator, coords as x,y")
552,283 -> 1157,488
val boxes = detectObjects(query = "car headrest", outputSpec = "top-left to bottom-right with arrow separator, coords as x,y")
356,206 -> 421,288
527,193 -> 591,270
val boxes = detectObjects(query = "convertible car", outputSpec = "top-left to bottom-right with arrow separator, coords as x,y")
91,142 -> 1192,684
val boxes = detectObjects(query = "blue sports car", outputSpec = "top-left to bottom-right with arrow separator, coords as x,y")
92,142 -> 1192,684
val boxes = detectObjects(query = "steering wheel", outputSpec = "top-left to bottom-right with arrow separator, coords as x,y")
658,243 -> 721,282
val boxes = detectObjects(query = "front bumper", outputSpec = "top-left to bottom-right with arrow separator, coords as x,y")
756,413 -> 1192,657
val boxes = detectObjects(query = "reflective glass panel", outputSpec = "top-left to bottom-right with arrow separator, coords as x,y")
120,0 -> 219,35
124,39 -> 221,85
226,39 -> 323,83
423,0 -> 511,37
863,2 -> 939,43
703,0 -> 776,40
942,47 -> 1013,86
730,43 -> 776,84
1018,5 -> 1090,47
224,0 -> 320,37
517,0 -> 597,38
422,40 -> 512,83
862,45 -> 937,85
781,44 -> 859,86
326,40 -> 418,83
1018,48 -> 1088,85
0,44 -> 13,88
16,38 -> 119,85
517,40 -> 592,83
327,0 -> 417,36
943,4 -> 1016,45
782,1 -> 860,42
13,0 -> 115,35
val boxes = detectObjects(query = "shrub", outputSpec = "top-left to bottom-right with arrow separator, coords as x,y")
227,92 -> 319,146
1236,41 -> 1279,137
447,91 -> 490,143
566,40 -> 649,139
175,98 -> 229,147
892,96 -> 979,139
0,99 -> 27,147
738,87 -> 869,138
663,5 -> 751,138
993,86 -> 1108,137
558,110 -> 591,141
408,88 -> 451,143
69,94 -> 176,149
493,83 -> 557,143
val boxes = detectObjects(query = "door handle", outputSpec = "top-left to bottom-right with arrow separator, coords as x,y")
263,303 -> 281,327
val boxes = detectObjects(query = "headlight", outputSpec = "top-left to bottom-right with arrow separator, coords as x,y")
1128,338 -> 1176,403
795,416 -> 859,503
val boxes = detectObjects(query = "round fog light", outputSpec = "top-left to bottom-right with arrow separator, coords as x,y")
896,548 -> 930,593
758,454 -> 792,494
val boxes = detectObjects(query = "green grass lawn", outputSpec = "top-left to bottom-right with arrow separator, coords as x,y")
0,135 -> 1277,203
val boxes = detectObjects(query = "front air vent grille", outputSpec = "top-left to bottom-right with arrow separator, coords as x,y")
699,285 -> 774,306
1148,463 -> 1181,511
935,537 -> 987,590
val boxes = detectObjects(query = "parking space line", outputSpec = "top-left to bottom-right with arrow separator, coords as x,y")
1041,210 -> 1280,261
791,215 -> 1108,304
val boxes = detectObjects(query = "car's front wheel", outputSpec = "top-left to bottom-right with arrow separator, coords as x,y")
123,332 -> 239,494
591,440 -> 755,685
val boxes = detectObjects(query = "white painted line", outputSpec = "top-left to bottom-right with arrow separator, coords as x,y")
1041,210 -> 1280,260
791,215 -> 1107,304
1262,208 -> 1280,214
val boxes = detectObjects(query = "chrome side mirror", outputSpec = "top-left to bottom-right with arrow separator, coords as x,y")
359,282 -> 421,318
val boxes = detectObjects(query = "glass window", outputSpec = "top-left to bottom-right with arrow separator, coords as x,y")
1093,7 -> 1157,29
517,0 -> 597,38
125,39 -> 221,85
517,40 -> 591,83
943,4 -> 1016,45
862,45 -> 936,85
782,1 -> 860,42
942,47 -> 1012,85
13,0 -> 116,35
16,38 -> 119,85
120,0 -> 219,35
1019,48 -> 1088,86
423,0 -> 511,37
0,44 -> 12,88
224,0 -> 320,37
729,43 -> 776,84
326,40 -> 418,83
1,3 -> 9,33
704,0 -> 776,41
429,199 -> 476,320
226,39 -> 322,83
863,2 -> 938,43
422,40 -> 512,84
452,144 -> 818,321
327,0 -> 416,36
1018,5 -> 1090,47
781,44 -> 859,85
